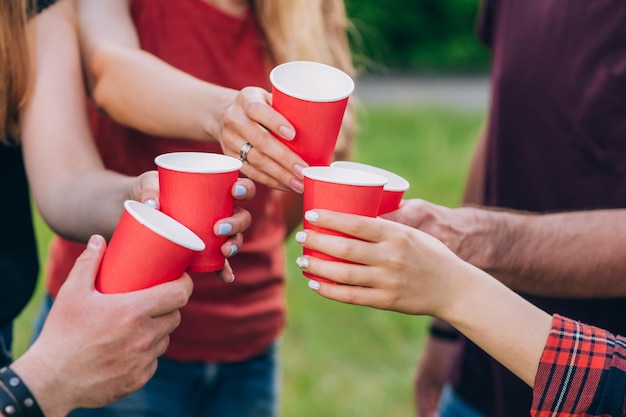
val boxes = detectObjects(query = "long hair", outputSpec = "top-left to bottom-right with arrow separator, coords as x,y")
254,0 -> 357,160
0,0 -> 32,145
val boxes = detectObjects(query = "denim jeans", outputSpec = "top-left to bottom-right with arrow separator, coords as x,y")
33,292 -> 280,417
0,323 -> 12,368
439,384 -> 487,417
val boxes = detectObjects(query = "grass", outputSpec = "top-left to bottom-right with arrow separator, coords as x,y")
15,104 -> 485,417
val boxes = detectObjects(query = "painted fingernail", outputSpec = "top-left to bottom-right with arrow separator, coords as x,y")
229,244 -> 238,257
304,211 -> 319,222
295,231 -> 307,243
308,280 -> 320,291
144,199 -> 157,209
279,125 -> 295,140
296,256 -> 308,269
234,184 -> 246,197
218,223 -> 233,236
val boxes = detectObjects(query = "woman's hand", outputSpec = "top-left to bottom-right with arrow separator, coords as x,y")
219,87 -> 307,193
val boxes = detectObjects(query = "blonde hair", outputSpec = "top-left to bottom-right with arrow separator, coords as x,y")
254,0 -> 357,160
0,0 -> 32,145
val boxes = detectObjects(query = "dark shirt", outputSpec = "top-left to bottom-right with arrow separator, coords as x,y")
453,1 -> 626,416
0,144 -> 38,328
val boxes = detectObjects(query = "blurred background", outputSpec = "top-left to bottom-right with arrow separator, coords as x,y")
17,2 -> 490,416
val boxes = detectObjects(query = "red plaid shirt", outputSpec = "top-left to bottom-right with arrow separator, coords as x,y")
532,315 -> 626,416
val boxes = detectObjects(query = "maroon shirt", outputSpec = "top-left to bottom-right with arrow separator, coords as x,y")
453,1 -> 626,416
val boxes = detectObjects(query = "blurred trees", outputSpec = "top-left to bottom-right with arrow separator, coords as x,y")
345,0 -> 490,74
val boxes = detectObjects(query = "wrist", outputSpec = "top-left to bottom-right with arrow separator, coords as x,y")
11,351 -> 72,417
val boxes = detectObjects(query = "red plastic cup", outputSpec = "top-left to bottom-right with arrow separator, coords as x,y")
270,61 -> 355,166
96,200 -> 205,294
155,152 -> 242,272
302,166 -> 387,283
330,161 -> 410,214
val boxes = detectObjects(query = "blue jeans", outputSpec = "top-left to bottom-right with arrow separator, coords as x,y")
32,292 -> 280,417
0,323 -> 12,368
439,384 -> 487,417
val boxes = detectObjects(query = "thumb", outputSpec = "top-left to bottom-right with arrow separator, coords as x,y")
61,235 -> 107,293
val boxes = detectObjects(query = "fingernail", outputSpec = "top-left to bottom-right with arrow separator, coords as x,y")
304,211 -> 319,222
218,223 -> 233,236
144,199 -> 157,209
308,280 -> 320,291
295,231 -> 307,243
291,179 -> 304,194
234,185 -> 246,197
296,256 -> 308,269
87,235 -> 102,250
279,125 -> 295,140
229,274 -> 235,283
294,164 -> 305,178
229,244 -> 238,257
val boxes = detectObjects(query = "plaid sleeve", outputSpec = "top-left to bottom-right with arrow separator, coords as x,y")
531,314 -> 626,417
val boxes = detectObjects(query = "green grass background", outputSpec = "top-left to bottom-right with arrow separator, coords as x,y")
15,105 -> 485,416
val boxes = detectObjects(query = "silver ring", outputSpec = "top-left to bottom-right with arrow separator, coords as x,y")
239,142 -> 253,163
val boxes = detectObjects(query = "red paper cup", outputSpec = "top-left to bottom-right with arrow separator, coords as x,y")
330,161 -> 410,214
270,61 -> 355,166
96,200 -> 205,294
155,152 -> 242,272
302,166 -> 387,283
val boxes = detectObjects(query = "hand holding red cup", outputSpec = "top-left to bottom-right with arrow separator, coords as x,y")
96,200 -> 204,294
301,166 -> 387,283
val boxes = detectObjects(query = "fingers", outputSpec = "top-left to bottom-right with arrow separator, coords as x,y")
303,210 -> 394,243
215,206 -> 251,237
305,278 -> 381,309
215,259 -> 236,283
231,178 -> 256,200
129,273 -> 193,317
221,87 -> 307,192
63,235 -> 107,292
135,170 -> 160,209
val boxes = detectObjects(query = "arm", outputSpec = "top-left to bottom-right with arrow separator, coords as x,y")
77,0 -> 306,192
20,0 -> 153,242
294,209 -> 551,386
384,200 -> 626,298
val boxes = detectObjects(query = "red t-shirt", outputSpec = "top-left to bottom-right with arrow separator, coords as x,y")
45,0 -> 288,362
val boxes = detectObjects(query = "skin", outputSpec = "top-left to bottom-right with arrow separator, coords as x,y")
77,0 -> 308,193
8,236 -> 194,417
20,0 -> 255,281
293,209 -> 552,388
0,1 -> 257,415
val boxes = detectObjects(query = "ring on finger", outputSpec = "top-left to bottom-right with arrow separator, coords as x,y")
239,142 -> 253,163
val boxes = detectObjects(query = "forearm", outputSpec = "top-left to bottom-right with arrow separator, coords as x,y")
440,264 -> 552,386
32,170 -> 135,241
87,47 -> 237,141
79,0 -> 237,142
474,209 -> 626,297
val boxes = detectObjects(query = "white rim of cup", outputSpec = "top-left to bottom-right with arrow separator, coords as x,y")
123,200 -> 206,251
330,161 -> 410,192
269,61 -> 355,102
154,152 -> 243,173
302,166 -> 388,187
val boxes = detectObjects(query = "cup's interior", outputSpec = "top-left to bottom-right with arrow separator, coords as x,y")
123,200 -> 205,251
155,152 -> 243,173
302,166 -> 387,187
270,61 -> 355,102
331,161 -> 410,191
